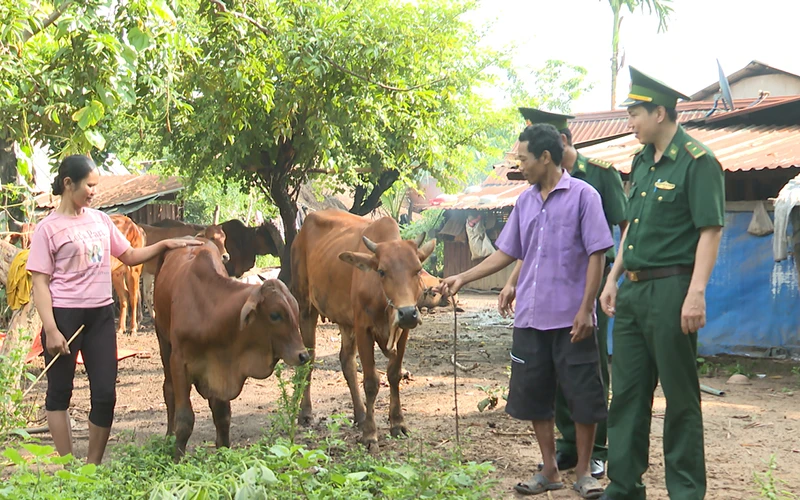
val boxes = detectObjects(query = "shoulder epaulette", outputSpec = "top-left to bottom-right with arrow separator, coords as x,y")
631,145 -> 645,157
587,157 -> 612,169
685,141 -> 706,159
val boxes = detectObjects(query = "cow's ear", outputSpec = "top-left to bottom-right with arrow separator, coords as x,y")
417,239 -> 437,262
339,251 -> 378,272
239,296 -> 259,330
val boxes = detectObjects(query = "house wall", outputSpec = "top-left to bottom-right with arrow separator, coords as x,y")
606,211 -> 800,357
127,201 -> 184,225
443,239 -> 514,290
730,74 -> 800,99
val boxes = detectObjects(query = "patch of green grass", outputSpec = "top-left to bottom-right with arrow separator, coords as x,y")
696,357 -> 720,377
727,361 -> 755,379
1,358 -> 496,499
255,254 -> 280,268
752,454 -> 797,500
0,428 -> 496,499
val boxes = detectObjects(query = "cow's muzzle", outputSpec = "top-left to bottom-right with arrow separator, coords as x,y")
396,306 -> 420,329
221,252 -> 230,263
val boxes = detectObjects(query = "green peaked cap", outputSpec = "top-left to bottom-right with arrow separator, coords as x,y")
620,66 -> 692,108
518,108 -> 575,131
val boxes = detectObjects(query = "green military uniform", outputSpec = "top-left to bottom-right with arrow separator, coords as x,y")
519,107 -> 627,464
605,67 -> 725,500
559,153 -> 626,463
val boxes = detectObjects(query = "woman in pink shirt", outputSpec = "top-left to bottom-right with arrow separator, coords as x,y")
27,155 -> 200,465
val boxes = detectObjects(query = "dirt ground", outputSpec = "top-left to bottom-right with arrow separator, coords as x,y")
21,292 -> 800,499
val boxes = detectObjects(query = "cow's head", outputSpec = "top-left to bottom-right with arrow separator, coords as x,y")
255,221 -> 285,258
239,279 -> 310,371
417,272 -> 451,311
196,225 -> 230,263
339,233 -> 437,330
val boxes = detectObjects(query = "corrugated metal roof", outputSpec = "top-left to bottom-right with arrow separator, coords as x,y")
580,124 -> 800,174
570,96 -> 797,146
35,174 -> 184,210
433,123 -> 800,210
691,60 -> 800,101
571,110 -> 707,146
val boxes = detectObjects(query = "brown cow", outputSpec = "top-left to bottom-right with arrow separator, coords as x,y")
220,219 -> 284,278
416,269 -> 457,313
139,223 -> 230,318
154,238 -> 308,459
150,219 -> 284,278
291,209 -> 436,449
110,215 -> 146,335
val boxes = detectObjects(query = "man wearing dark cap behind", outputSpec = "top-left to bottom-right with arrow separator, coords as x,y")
598,66 -> 725,500
500,108 -> 627,480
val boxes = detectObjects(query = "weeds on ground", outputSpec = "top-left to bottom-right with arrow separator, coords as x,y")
0,361 -> 497,499
752,455 -> 797,500
0,329 -> 36,443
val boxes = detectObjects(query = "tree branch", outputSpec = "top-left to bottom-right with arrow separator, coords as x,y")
208,0 -> 272,36
21,0 -> 73,45
321,55 -> 448,92
350,169 -> 400,216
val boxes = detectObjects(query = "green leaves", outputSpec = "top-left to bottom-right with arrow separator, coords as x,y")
84,129 -> 106,150
71,100 -> 105,130
127,27 -> 151,52
0,436 -> 495,500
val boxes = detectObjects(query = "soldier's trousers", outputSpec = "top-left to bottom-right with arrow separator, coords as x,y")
605,274 -> 706,500
555,268 -> 609,461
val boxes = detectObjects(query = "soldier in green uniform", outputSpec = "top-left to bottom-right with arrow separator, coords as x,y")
499,108 -> 628,479
598,67 -> 725,500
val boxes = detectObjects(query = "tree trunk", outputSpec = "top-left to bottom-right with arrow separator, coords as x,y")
272,184 -> 298,286
610,5 -> 622,110
349,169 -> 400,216
0,137 -> 17,186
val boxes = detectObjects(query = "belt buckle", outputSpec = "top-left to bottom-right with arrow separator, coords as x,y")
628,271 -> 639,282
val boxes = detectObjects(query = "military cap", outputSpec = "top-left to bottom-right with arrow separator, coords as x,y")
620,66 -> 692,108
518,108 -> 575,131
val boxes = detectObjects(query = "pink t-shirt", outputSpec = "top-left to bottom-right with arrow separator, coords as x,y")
26,208 -> 132,308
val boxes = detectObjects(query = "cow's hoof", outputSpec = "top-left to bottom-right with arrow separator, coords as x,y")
390,425 -> 410,438
298,414 -> 313,427
361,438 -> 379,453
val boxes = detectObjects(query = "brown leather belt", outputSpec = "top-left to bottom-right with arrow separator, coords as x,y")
626,265 -> 693,282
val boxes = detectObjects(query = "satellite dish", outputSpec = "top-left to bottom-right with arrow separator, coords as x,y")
717,59 -> 734,111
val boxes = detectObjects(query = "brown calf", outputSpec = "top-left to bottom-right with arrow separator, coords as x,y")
154,239 -> 308,460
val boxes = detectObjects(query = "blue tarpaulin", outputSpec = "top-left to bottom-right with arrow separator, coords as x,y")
608,211 -> 800,357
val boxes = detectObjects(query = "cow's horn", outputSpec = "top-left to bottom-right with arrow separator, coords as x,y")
362,236 -> 378,253
413,232 -> 425,247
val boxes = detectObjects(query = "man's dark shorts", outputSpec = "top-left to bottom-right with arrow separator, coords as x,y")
505,326 -> 607,424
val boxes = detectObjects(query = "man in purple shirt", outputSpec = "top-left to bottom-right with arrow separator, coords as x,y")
440,124 -> 613,498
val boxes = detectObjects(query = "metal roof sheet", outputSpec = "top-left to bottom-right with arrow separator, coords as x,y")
580,124 -> 800,174
434,123 -> 800,210
35,174 -> 184,210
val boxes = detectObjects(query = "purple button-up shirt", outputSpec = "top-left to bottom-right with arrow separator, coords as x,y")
496,170 -> 614,330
